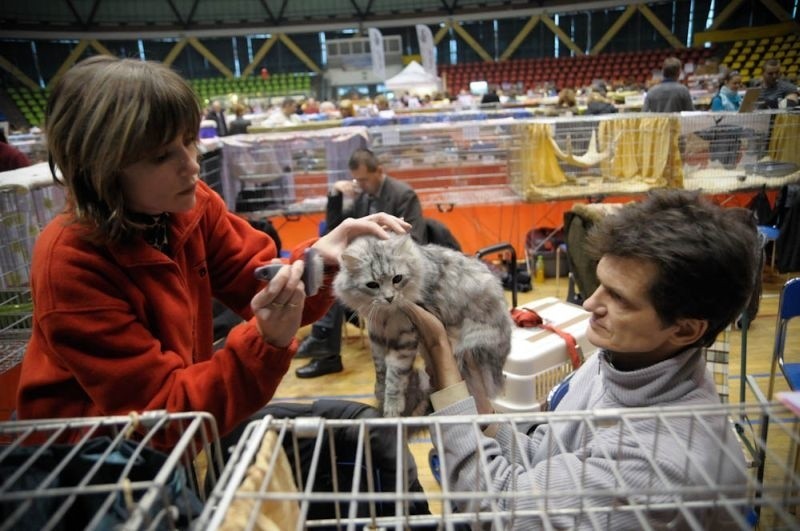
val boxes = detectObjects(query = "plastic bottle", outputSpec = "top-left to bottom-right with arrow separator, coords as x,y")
535,255 -> 545,284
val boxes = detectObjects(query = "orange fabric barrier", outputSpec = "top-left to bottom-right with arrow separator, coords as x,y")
261,189 -> 771,259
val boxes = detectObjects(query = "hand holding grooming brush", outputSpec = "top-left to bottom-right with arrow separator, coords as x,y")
251,259 -> 308,348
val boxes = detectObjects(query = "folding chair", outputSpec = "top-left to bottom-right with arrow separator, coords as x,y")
747,277 -> 800,497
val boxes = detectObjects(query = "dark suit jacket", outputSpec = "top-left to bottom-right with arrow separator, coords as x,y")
325,175 -> 426,243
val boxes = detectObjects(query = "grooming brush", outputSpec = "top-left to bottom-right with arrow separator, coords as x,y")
253,248 -> 324,296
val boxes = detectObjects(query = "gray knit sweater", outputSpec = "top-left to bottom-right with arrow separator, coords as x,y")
432,347 -> 748,529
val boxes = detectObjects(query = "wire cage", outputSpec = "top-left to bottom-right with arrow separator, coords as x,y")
199,146 -> 225,199
369,118 -> 523,210
0,178 -> 66,376
0,410 -> 224,531
218,127 -> 369,217
197,401 -> 800,530
509,110 -> 800,202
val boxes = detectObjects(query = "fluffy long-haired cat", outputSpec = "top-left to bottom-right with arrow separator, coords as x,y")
334,233 -> 512,417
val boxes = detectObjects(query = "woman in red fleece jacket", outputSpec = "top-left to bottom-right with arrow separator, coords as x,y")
15,56 -> 409,442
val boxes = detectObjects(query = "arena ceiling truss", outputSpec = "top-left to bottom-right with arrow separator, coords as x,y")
1,0 -> 797,89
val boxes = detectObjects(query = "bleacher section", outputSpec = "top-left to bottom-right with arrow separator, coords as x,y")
2,72 -> 315,127
722,34 -> 799,84
439,47 -> 717,94
188,72 -> 313,102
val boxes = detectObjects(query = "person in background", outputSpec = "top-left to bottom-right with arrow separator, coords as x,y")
227,103 -> 252,135
555,88 -> 577,115
404,189 -> 759,528
338,99 -> 356,118
758,58 -> 798,109
295,148 -> 426,378
16,56 -> 411,446
585,82 -> 619,115
263,97 -> 301,127
0,129 -> 32,172
643,57 -> 695,112
301,97 -> 320,115
710,70 -> 743,111
481,87 -> 501,105
205,100 -> 228,136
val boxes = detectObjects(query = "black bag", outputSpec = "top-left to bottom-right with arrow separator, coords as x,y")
747,186 -> 774,226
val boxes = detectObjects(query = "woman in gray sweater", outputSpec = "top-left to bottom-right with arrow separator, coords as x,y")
404,189 -> 760,529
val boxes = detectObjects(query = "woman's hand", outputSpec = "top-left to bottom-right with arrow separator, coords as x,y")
312,213 -> 411,265
250,259 -> 306,348
401,302 -> 463,391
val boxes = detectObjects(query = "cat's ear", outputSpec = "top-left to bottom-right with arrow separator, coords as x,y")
340,251 -> 362,270
397,233 -> 416,253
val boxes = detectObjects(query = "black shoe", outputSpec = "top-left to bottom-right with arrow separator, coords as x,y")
295,334 -> 336,359
295,356 -> 343,378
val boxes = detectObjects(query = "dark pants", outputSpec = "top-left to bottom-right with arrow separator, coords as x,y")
307,302 -> 344,357
215,399 -> 433,529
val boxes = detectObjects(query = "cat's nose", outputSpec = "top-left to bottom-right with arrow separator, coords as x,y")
385,296 -> 394,303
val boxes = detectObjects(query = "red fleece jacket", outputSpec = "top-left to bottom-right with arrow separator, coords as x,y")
17,181 -> 334,441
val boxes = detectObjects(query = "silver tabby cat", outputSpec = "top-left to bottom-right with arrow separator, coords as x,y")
334,233 -> 513,417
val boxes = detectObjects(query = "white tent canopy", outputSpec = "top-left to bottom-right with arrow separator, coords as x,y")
384,61 -> 441,96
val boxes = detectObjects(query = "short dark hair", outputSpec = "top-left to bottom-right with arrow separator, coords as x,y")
348,148 -> 380,172
586,189 -> 760,347
662,57 -> 683,80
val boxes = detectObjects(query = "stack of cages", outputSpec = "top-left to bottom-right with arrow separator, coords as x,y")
217,127 -> 369,218
369,118 -> 522,210
196,402 -> 800,530
507,109 -> 800,203
0,410 -> 224,530
0,179 -> 66,398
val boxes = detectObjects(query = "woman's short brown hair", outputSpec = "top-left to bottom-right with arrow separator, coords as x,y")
46,56 -> 201,243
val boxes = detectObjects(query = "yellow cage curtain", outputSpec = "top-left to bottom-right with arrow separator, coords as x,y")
598,116 -> 684,188
518,116 -> 684,200
518,122 -> 570,197
768,113 -> 800,166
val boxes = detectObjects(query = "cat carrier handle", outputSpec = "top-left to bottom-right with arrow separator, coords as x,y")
475,242 -> 517,309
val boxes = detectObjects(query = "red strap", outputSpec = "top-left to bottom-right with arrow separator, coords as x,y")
510,308 -> 583,370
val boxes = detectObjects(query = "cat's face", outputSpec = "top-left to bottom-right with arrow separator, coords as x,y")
333,233 -> 423,313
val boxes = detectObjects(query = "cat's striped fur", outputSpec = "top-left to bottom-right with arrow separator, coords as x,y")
334,233 -> 512,417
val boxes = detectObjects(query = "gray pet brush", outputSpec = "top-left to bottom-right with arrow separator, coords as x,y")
253,248 -> 324,296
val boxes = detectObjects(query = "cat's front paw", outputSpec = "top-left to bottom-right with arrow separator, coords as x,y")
383,401 -> 405,418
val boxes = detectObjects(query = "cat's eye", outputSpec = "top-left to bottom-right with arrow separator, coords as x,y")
392,275 -> 403,284
366,281 -> 379,289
